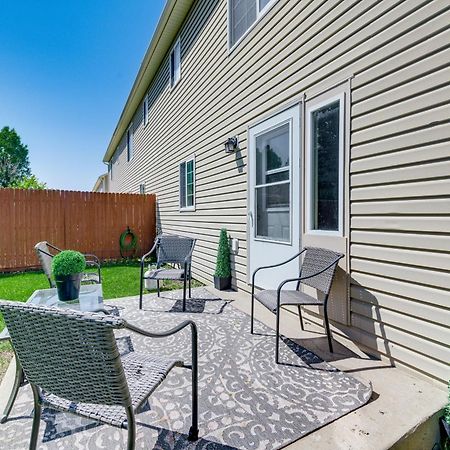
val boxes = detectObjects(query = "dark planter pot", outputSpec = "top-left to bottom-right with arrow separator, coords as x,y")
214,275 -> 231,291
55,273 -> 83,301
440,417 -> 450,448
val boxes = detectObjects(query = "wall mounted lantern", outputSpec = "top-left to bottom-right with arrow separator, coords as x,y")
224,136 -> 239,154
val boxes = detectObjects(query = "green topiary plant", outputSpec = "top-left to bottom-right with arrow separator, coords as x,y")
52,250 -> 86,277
445,382 -> 450,425
214,228 -> 231,278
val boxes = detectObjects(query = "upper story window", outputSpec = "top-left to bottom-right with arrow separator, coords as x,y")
108,161 -> 112,180
179,156 -> 195,211
229,0 -> 277,48
143,96 -> 148,127
170,38 -> 181,88
127,125 -> 134,161
306,93 -> 345,235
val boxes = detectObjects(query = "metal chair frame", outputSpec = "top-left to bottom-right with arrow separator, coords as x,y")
251,247 -> 344,363
34,241 -> 101,287
139,235 -> 196,312
0,302 -> 199,450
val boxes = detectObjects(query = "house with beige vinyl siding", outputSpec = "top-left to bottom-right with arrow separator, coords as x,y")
101,0 -> 450,385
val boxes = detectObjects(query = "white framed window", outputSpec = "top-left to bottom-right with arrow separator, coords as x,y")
143,96 -> 148,127
179,156 -> 195,211
228,0 -> 277,49
108,161 -> 112,181
127,125 -> 134,161
170,38 -> 181,88
305,93 -> 345,235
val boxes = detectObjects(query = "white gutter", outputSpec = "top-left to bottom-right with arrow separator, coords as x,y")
103,0 -> 195,162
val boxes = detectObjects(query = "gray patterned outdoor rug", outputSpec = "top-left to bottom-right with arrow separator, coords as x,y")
0,287 -> 372,450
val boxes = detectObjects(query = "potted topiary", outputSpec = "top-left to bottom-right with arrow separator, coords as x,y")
214,228 -> 231,290
52,250 -> 86,301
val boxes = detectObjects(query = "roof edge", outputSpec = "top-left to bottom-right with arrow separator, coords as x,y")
103,0 -> 194,162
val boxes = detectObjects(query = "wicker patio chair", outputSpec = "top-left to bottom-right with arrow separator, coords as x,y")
139,235 -> 196,312
34,241 -> 101,287
0,301 -> 199,450
251,247 -> 344,362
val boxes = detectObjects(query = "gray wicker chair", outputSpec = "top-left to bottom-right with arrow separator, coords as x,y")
0,301 -> 199,450
139,235 -> 196,312
251,247 -> 344,362
34,241 -> 101,287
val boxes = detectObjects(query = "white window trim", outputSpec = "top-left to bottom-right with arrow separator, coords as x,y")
305,93 -> 345,236
228,0 -> 278,53
127,125 -> 134,162
170,38 -> 181,88
143,96 -> 148,127
179,155 -> 196,212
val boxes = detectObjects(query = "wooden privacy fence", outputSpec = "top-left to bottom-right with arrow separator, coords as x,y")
0,189 -> 156,271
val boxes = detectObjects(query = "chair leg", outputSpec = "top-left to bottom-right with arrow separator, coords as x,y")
29,384 -> 41,450
275,307 -> 281,364
139,264 -> 144,310
125,406 -> 136,450
324,306 -> 334,353
1,356 -> 23,423
250,285 -> 255,334
188,325 -> 199,441
182,273 -> 187,312
156,280 -> 160,297
297,305 -> 304,331
188,266 -> 192,298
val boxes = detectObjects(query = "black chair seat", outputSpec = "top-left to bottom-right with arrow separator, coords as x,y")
255,289 -> 324,312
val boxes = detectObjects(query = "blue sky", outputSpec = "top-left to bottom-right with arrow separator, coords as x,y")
0,1 -> 166,190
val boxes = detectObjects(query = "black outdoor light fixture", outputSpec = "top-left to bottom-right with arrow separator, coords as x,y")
224,136 -> 239,154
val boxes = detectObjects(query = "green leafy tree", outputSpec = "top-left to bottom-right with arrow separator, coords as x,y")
11,174 -> 46,190
0,127 -> 31,187
215,228 -> 231,278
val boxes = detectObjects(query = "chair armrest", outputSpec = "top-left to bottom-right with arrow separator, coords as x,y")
125,320 -> 198,370
252,250 -> 305,286
46,242 -> 63,253
184,239 -> 196,264
141,241 -> 158,265
83,253 -> 100,264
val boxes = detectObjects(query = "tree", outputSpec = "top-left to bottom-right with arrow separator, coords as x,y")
0,126 -> 31,187
11,174 -> 46,190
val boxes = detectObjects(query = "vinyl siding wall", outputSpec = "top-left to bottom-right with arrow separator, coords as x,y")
107,0 -> 450,383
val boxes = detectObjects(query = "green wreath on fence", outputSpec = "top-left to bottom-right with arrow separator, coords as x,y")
119,226 -> 138,258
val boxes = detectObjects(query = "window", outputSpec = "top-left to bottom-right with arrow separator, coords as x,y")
179,157 -> 195,210
108,161 -> 112,181
143,97 -> 148,127
170,38 -> 181,87
127,125 -> 134,161
229,0 -> 277,48
255,122 -> 291,242
306,94 -> 344,234
139,183 -> 145,194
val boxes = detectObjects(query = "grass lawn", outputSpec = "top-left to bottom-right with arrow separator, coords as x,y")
0,262 -> 203,380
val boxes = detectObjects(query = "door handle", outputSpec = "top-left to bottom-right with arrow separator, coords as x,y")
248,211 -> 253,227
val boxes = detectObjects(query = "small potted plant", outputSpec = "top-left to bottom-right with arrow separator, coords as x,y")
214,228 -> 231,290
52,250 -> 86,301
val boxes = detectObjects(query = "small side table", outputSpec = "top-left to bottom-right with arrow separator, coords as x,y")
0,284 -> 105,423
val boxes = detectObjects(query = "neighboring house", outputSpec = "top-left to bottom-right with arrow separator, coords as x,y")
92,173 -> 108,193
102,0 -> 450,384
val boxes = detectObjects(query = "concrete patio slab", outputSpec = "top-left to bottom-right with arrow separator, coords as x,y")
205,286 -> 447,450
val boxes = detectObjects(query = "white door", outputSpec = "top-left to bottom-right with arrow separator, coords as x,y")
248,105 -> 301,289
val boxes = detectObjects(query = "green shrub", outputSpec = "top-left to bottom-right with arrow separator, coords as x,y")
52,250 -> 86,277
214,228 -> 231,278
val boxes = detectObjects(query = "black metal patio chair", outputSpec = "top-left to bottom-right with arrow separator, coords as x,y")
251,247 -> 344,363
139,235 -> 196,312
34,241 -> 101,287
0,301 -> 199,450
